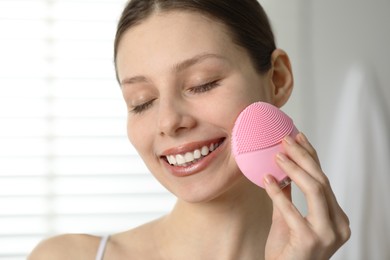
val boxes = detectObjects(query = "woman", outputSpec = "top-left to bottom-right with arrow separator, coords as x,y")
29,0 -> 350,259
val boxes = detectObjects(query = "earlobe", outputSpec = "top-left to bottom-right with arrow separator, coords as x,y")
268,49 -> 294,108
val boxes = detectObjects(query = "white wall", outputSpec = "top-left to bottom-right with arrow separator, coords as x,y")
310,0 -> 390,144
262,1 -> 390,259
263,0 -> 390,143
310,2 -> 390,259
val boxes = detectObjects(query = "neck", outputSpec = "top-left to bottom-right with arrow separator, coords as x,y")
158,178 -> 272,260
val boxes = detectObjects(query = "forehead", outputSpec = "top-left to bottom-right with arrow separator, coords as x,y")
115,11 -> 248,79
119,10 -> 233,49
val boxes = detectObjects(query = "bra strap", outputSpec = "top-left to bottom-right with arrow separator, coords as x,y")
95,235 -> 110,260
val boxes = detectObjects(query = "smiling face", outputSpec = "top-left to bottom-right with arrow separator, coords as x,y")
116,11 -> 274,202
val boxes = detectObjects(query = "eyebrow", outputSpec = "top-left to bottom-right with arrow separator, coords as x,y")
120,75 -> 149,86
173,53 -> 227,72
120,53 -> 227,87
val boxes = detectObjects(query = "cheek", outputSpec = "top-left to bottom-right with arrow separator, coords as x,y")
126,117 -> 151,155
212,91 -> 262,129
218,105 -> 242,129
126,121 -> 135,145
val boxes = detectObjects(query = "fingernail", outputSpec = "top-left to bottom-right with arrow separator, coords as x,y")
264,174 -> 276,186
298,132 -> 308,143
283,135 -> 294,144
276,152 -> 287,162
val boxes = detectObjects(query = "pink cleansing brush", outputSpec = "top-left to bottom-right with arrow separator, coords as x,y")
232,102 -> 299,189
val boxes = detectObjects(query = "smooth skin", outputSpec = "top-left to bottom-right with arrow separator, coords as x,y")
29,11 -> 350,260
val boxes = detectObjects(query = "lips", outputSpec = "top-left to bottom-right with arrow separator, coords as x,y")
164,139 -> 224,167
160,137 -> 225,173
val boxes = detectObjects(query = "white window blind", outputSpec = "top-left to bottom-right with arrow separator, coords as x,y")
0,1 -> 176,259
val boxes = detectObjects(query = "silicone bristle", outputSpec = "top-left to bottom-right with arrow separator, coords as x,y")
232,102 -> 294,155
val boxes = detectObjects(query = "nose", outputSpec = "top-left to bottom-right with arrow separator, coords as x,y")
157,98 -> 196,137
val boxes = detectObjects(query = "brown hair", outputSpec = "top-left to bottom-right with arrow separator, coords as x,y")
114,0 -> 276,74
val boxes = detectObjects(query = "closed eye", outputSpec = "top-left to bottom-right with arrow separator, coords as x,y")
131,99 -> 155,114
188,80 -> 220,94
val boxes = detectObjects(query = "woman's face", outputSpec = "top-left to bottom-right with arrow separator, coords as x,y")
116,11 -> 273,202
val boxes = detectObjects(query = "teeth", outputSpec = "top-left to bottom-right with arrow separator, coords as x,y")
184,152 -> 194,163
175,154 -> 185,165
165,141 -> 222,166
167,155 -> 176,165
194,149 -> 201,159
167,156 -> 172,164
201,146 -> 209,156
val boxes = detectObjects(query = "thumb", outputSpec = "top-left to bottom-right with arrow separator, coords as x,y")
270,182 -> 292,221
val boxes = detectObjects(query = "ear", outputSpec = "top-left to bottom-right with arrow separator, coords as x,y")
267,49 -> 294,108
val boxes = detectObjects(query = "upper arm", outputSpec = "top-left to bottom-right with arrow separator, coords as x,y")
27,234 -> 100,260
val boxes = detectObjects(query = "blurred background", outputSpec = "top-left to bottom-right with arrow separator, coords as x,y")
0,0 -> 389,259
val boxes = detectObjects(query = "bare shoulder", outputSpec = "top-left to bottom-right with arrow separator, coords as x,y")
28,233 -> 101,260
28,218 -> 166,259
107,218 -> 165,258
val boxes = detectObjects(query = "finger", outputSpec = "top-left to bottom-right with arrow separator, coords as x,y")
282,135 -> 324,184
264,174 -> 308,231
285,134 -> 351,241
296,132 -> 321,166
275,152 -> 332,228
270,184 -> 292,221
292,133 -> 348,215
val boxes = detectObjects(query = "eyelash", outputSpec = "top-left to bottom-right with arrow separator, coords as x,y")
189,80 -> 220,94
130,80 -> 220,114
131,99 -> 155,114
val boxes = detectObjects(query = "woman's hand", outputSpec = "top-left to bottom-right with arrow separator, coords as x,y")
264,132 -> 351,260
